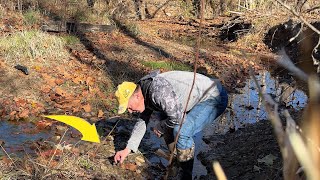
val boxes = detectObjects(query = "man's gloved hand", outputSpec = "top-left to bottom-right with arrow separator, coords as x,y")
153,121 -> 171,138
114,148 -> 130,164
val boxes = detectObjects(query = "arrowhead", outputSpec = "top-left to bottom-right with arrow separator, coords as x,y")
81,123 -> 100,143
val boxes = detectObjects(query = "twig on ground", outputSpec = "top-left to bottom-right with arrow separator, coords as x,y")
45,127 -> 69,173
0,144 -> 16,167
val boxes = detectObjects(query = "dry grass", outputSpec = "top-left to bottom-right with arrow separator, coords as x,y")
0,136 -> 145,179
0,30 -> 69,67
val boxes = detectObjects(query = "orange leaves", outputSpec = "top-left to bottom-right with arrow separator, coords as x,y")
54,78 -> 65,86
38,149 -> 62,158
42,73 -> 56,87
0,60 -> 5,67
82,104 -> 92,113
2,157 -> 13,166
41,85 -> 51,93
13,97 -> 27,107
98,109 -> 104,118
72,76 -> 84,85
19,109 -> 29,119
120,163 -> 138,172
86,77 -> 94,86
54,87 -> 67,96
36,120 -> 53,129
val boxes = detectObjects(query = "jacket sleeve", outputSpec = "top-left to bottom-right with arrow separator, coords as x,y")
126,118 -> 146,152
151,77 -> 183,131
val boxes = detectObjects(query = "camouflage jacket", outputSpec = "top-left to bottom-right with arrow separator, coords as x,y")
126,70 -> 224,152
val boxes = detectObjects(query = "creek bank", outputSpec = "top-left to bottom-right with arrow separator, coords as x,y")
264,20 -> 320,73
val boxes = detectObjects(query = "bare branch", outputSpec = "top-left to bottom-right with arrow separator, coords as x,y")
289,23 -> 304,43
274,0 -> 320,35
274,0 -> 320,72
304,5 -> 320,13
249,67 -> 298,180
312,36 -> 320,72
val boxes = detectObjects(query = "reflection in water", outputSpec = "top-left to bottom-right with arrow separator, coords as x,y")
224,70 -> 307,131
213,71 -> 308,134
0,121 -> 50,156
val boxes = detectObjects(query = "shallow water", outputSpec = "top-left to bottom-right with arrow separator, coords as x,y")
220,70 -> 307,132
0,121 -> 51,156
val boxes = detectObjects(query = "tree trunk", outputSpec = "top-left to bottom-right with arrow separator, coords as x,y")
134,0 -> 146,20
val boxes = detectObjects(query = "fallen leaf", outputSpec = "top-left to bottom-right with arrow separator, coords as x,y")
120,163 -> 137,171
82,104 -> 91,113
19,109 -> 29,118
81,90 -> 89,96
257,154 -> 277,166
63,72 -> 72,79
55,78 -> 65,85
2,157 -> 12,165
71,148 -> 80,155
36,120 -> 53,129
86,77 -> 94,86
72,76 -> 83,84
14,98 -> 27,107
42,73 -> 56,87
55,87 -> 66,96
41,85 -> 51,93
33,65 -> 42,71
98,109 -> 104,118
39,149 -> 62,158
49,160 -> 58,168
254,165 -> 262,171
9,111 -> 17,116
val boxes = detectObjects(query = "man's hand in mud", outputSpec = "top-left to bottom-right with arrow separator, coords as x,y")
114,148 -> 130,164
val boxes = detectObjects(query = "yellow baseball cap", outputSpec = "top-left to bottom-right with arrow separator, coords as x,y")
115,81 -> 137,114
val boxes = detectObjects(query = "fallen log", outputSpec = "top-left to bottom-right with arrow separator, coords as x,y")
41,21 -> 115,33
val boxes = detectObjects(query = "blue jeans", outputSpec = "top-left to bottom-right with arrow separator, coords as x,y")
173,87 -> 228,150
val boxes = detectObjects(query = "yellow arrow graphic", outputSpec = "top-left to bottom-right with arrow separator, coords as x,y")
44,115 -> 100,143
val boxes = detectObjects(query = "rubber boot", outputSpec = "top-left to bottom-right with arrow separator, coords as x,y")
180,158 -> 194,180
